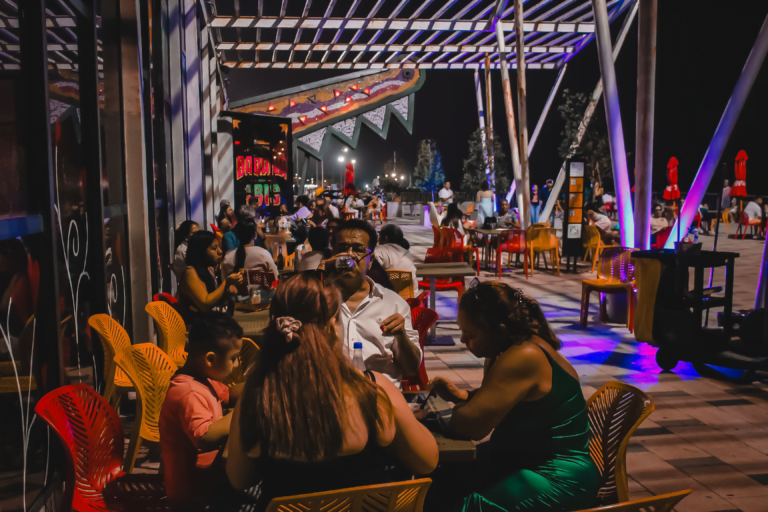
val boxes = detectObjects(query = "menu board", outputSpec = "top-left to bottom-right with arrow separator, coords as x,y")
562,159 -> 587,255
223,111 -> 293,213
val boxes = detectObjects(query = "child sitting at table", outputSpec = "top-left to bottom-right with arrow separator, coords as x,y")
159,312 -> 245,509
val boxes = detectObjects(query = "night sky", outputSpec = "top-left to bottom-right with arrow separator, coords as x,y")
226,0 -> 768,199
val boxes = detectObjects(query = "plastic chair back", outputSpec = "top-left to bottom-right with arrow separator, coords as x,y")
114,343 -> 177,444
529,226 -> 558,251
652,226 -> 672,249
406,307 -> 438,389
35,384 -> 124,512
583,224 -> 602,250
152,292 -> 178,305
499,229 -> 526,253
145,301 -> 188,367
386,270 -> 415,300
586,381 -> 654,505
265,479 -> 432,512
223,337 -> 261,387
430,224 -> 443,248
88,314 -> 133,404
572,489 -> 691,512
441,227 -> 464,249
595,247 -> 635,284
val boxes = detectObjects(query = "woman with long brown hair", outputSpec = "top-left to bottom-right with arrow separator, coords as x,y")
225,274 -> 438,505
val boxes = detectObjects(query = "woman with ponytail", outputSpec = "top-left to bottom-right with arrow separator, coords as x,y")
226,274 -> 438,504
220,217 -> 278,286
425,281 -> 598,512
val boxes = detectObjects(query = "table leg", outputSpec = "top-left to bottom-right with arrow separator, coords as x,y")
429,277 -> 437,338
724,258 -> 734,340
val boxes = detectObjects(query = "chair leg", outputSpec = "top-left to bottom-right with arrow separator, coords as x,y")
497,250 -> 502,279
627,287 -> 635,333
580,285 -> 591,329
554,247 -> 560,276
523,252 -> 529,279
529,248 -> 535,276
124,423 -> 143,473
600,293 -> 608,323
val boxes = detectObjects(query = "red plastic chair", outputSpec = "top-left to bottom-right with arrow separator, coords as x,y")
417,248 -> 465,297
153,292 -> 178,305
651,226 -> 672,249
35,384 -> 167,512
442,227 -> 479,276
406,290 -> 431,310
496,229 -> 529,279
736,211 -> 762,239
402,306 -> 439,391
431,224 -> 444,248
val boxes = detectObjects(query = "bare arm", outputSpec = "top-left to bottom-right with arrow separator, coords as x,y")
381,310 -> 421,376
198,411 -> 232,452
449,345 -> 544,440
181,268 -> 241,312
225,400 -> 262,490
375,373 -> 439,474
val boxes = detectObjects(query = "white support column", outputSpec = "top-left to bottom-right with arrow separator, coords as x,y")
634,0 -> 657,250
539,2 -> 638,222
184,0 -> 204,225
592,0 -> 634,247
529,63 -> 567,154
495,22 -> 525,226
167,0 -> 186,228
200,19 -> 215,225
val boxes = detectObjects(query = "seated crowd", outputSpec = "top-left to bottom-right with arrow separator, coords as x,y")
156,194 -> 601,512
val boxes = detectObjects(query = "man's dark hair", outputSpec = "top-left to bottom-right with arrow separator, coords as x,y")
379,224 -> 409,250
248,196 -> 259,207
335,219 -> 378,251
296,195 -> 310,207
187,311 -> 243,356
480,181 -> 489,192
307,227 -> 330,252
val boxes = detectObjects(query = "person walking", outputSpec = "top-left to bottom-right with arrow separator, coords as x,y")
530,184 -> 540,224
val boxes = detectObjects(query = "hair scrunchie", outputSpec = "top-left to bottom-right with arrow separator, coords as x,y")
276,317 -> 302,342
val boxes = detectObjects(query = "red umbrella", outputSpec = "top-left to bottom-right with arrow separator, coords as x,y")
663,157 -> 680,201
730,150 -> 747,197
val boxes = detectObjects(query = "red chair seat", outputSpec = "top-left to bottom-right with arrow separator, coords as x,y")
402,307 -> 438,391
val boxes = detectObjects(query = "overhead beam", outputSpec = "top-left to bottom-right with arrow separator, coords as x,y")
222,60 -> 565,70
216,41 -> 577,54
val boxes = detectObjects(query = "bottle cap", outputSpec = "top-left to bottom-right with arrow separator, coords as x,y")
353,342 -> 363,349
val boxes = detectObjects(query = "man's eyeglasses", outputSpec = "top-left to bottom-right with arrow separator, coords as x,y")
333,243 -> 372,259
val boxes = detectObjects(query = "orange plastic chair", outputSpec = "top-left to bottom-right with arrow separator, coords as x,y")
496,229 -> 529,279
583,224 -> 605,273
402,307 -> 438,391
265,479 -> 432,512
573,489 -> 691,512
35,384 -> 167,512
736,210 -> 762,239
145,301 -> 187,367
527,226 -> 560,275
442,227 -> 479,276
223,337 -> 261,387
114,343 -> 178,472
88,314 -> 134,407
580,247 -> 636,332
386,269 -> 416,300
586,382 -> 655,505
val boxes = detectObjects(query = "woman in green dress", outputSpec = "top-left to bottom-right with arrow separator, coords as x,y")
427,282 -> 599,512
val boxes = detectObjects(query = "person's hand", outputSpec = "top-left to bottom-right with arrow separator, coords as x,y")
226,270 -> 244,287
316,253 -> 345,272
427,376 -> 469,403
380,313 -> 406,336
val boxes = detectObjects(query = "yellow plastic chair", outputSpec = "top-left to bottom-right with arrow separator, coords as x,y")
222,337 -> 261,387
265,479 -> 432,512
145,301 -> 188,367
573,489 -> 690,512
583,224 -> 605,273
587,381 -> 654,505
114,343 -> 178,472
88,314 -> 134,407
580,247 -> 636,333
527,226 -> 560,276
386,269 -> 415,300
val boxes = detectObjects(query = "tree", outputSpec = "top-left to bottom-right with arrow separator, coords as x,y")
414,140 -> 445,200
557,89 -> 613,190
462,127 -> 510,197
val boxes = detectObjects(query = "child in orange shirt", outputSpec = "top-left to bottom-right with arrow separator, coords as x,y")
159,312 -> 244,508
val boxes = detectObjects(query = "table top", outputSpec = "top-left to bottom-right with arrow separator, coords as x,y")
632,249 -> 740,266
420,395 -> 476,462
467,228 -> 505,236
415,262 -> 477,278
233,309 -> 270,337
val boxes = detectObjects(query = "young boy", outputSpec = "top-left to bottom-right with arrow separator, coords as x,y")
159,312 -> 244,507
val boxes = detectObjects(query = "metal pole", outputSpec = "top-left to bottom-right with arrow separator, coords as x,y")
539,2 -> 639,222
495,22 -> 526,226
514,0 -> 532,227
634,0 -> 657,250
529,63 -> 568,154
474,69 -> 486,132
592,0 -> 634,247
705,164 -> 726,326
667,13 -> 768,249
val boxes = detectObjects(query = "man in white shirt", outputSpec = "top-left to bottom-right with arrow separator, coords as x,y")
289,195 -> 312,221
375,224 -> 418,286
324,220 -> 421,387
438,181 -> 454,205
744,198 -> 763,221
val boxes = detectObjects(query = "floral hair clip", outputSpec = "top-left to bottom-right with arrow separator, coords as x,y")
276,316 -> 302,342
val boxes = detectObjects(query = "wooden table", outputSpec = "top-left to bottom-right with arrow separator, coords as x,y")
232,309 -> 270,339
466,228 -> 505,270
415,262 -> 476,345
421,395 -> 476,462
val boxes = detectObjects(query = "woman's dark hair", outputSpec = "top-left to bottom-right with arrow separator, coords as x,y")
460,281 -> 561,350
379,224 -> 409,250
185,231 -> 219,293
239,274 -> 392,461
307,227 -> 330,253
174,220 -> 199,250
480,181 -> 489,192
445,203 -> 462,221
234,218 -> 258,271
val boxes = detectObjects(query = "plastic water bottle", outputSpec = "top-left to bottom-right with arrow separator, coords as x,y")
352,342 -> 366,372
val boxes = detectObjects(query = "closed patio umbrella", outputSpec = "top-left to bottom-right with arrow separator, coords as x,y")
663,157 -> 680,202
730,150 -> 748,197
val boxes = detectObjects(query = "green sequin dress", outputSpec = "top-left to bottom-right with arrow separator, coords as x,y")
428,346 -> 600,512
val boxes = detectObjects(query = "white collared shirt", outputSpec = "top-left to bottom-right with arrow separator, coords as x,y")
340,278 -> 421,388
438,187 -> 454,204
374,243 -> 417,285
